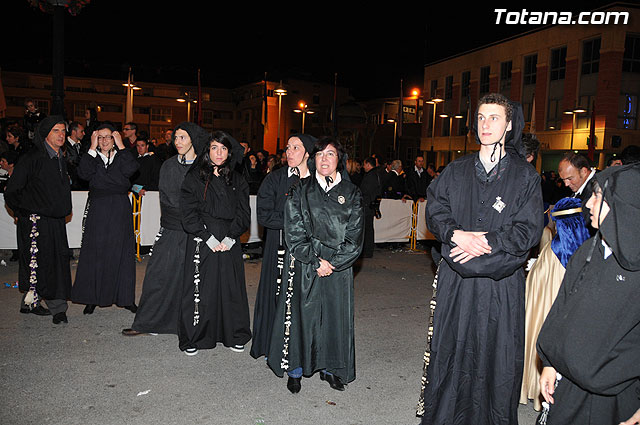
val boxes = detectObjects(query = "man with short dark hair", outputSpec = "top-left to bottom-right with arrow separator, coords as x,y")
5,116 -> 73,324
122,122 -> 138,149
65,121 -> 86,189
359,157 -> 382,258
558,152 -> 596,233
131,139 -> 161,196
522,133 -> 540,164
418,93 -> 543,424
406,155 -> 430,202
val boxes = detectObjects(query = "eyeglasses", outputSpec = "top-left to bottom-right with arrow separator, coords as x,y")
97,136 -> 113,141
315,151 -> 337,159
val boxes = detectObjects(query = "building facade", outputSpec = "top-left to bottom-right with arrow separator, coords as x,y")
421,3 -> 640,171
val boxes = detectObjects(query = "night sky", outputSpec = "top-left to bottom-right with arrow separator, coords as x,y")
1,1 -> 617,100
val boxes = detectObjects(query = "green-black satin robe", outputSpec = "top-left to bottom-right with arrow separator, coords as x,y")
267,175 -> 364,383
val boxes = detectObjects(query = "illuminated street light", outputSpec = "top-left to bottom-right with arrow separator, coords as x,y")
564,107 -> 587,150
274,81 -> 287,151
177,92 -> 198,121
426,97 -> 444,149
294,101 -> 314,133
440,113 -> 464,162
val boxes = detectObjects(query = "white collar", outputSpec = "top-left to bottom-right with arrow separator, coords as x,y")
601,239 -> 613,259
315,170 -> 341,191
97,149 -> 117,165
415,166 -> 423,174
575,169 -> 596,195
67,137 -> 78,146
288,166 -> 310,178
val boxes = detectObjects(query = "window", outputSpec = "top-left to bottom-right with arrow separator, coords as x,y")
202,110 -> 214,125
430,80 -> 438,98
547,99 -> 562,130
445,76 -> 453,100
550,46 -> 567,81
461,71 -> 470,98
623,35 -> 640,73
151,107 -> 172,122
500,61 -> 512,93
523,54 -> 537,85
582,38 -> 601,75
73,103 -> 91,119
479,66 -> 490,95
312,94 -> 320,105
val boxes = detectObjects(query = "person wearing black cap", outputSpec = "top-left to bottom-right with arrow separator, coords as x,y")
537,163 -> 640,425
417,93 -> 543,424
71,123 -> 140,315
267,136 -> 364,394
178,131 -> 251,356
122,122 -> 208,336
4,116 -> 73,324
250,133 -> 316,360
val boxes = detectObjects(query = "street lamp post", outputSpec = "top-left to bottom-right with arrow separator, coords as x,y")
564,106 -> 587,150
293,101 -> 314,134
177,92 -> 198,122
440,114 -> 464,162
274,81 -> 287,152
426,97 -> 444,150
387,119 -> 398,153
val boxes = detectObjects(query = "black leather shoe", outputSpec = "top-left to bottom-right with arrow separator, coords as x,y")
20,305 -> 51,316
320,371 -> 345,391
122,328 -> 146,336
124,304 -> 138,313
52,312 -> 68,324
287,376 -> 301,394
83,304 -> 96,315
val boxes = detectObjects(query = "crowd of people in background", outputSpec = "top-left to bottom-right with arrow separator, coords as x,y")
3,92 -> 640,424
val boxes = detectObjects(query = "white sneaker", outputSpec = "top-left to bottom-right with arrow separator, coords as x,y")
229,345 -> 244,353
184,348 -> 198,356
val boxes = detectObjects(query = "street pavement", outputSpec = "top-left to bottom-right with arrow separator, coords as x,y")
0,246 -> 539,425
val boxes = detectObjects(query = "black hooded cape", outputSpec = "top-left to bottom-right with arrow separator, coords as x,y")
250,134 -> 317,359
178,131 -> 252,351
420,101 -> 544,425
536,163 -> 640,425
71,125 -> 140,307
266,140 -> 364,383
131,122 -> 208,334
5,116 -> 72,300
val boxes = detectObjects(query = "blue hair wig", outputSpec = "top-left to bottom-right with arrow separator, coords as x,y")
551,197 -> 591,267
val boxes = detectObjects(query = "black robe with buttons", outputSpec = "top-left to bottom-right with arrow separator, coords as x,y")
421,152 -> 543,425
267,175 -> 364,384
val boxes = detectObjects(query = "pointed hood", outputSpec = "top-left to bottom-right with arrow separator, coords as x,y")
595,163 -> 640,271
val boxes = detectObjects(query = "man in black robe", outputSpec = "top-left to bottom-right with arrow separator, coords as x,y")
5,116 -> 73,324
130,139 -> 162,196
537,163 -> 640,425
250,133 -> 317,359
419,93 -> 543,425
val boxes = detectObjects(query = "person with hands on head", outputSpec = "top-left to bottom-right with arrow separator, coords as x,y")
178,131 -> 251,356
71,123 -> 140,316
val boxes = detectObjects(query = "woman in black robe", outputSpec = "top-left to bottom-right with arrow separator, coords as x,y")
178,131 -> 251,356
71,123 -> 139,313
537,163 -> 640,425
250,134 -> 316,360
267,137 -> 364,394
122,122 -> 208,336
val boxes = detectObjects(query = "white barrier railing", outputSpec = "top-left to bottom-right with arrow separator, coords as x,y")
0,193 -> 434,249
